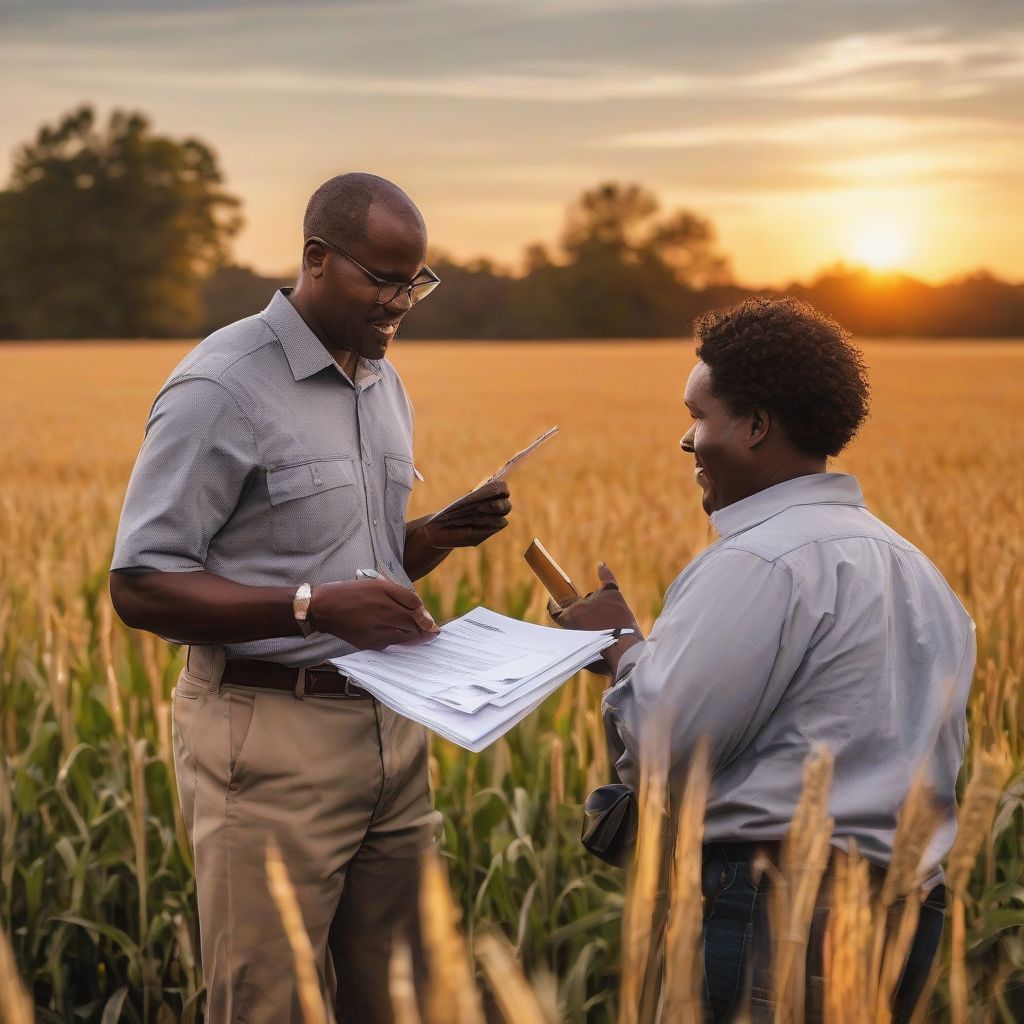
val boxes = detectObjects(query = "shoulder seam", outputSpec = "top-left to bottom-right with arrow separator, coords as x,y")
201,326 -> 280,382
155,376 -> 258,453
725,532 -> 917,563
700,543 -> 793,573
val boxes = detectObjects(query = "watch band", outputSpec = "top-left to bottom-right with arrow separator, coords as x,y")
293,583 -> 313,637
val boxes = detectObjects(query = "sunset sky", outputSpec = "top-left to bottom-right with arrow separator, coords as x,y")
2,0 -> 1021,285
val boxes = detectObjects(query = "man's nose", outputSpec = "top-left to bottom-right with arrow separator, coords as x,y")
382,288 -> 414,314
680,428 -> 696,453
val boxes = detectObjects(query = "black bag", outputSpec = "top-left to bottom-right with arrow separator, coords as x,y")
580,784 -> 637,868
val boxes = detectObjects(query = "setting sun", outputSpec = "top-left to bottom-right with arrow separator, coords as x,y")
851,222 -> 909,270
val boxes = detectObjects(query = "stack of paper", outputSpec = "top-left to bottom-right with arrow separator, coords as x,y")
330,607 -> 625,752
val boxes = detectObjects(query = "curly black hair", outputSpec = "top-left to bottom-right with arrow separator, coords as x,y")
694,296 -> 870,459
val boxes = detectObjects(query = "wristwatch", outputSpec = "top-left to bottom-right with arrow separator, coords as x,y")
293,583 -> 314,637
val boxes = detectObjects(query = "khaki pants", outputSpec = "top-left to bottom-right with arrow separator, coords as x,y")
172,646 -> 442,1024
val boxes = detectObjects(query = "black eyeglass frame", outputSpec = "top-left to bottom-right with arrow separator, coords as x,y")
305,235 -> 441,306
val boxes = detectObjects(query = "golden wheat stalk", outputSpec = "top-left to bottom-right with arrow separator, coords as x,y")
388,938 -> 423,1024
548,734 -> 565,819
476,930 -> 553,1024
868,776 -> 943,1024
586,706 -> 609,793
661,737 -> 710,1024
265,837 -> 327,1024
946,742 -> 1012,1024
0,925 -> 34,1024
906,961 -> 941,1024
619,730 -> 669,1024
869,779 -> 932,1017
96,594 -> 125,740
572,675 -> 588,769
946,743 -> 1012,896
823,841 -> 873,1024
880,776 -> 943,910
140,631 -> 165,716
128,736 -> 152,1020
773,744 -> 835,1024
874,888 -> 923,1024
419,849 -> 484,1024
948,893 -> 968,1024
45,608 -> 73,755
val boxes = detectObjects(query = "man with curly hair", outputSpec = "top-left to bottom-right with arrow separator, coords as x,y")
554,297 -> 974,1023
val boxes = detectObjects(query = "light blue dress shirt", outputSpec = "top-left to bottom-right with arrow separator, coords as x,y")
605,473 -> 975,875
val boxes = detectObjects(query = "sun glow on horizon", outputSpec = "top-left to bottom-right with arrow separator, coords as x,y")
850,221 -> 910,271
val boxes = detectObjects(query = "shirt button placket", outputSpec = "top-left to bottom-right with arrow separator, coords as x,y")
355,389 -> 383,570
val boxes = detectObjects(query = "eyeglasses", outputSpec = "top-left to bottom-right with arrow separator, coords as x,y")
305,235 -> 441,306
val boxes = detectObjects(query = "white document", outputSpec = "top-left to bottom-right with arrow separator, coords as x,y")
330,607 -> 626,752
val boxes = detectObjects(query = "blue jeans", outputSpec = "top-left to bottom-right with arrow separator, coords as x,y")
700,845 -> 947,1023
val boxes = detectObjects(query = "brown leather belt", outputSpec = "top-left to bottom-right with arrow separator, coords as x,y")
221,659 -> 369,699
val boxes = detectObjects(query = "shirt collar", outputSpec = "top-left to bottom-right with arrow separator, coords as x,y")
709,472 -> 866,539
260,288 -> 381,387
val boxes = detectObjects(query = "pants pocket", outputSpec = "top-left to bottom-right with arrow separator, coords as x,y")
227,689 -> 258,782
171,691 -> 199,846
703,862 -> 759,1022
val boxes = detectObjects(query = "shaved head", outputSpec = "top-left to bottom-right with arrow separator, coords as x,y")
291,172 -> 430,367
303,172 -> 424,250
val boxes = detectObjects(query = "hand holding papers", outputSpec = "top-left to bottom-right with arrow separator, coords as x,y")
422,479 -> 512,550
419,427 -> 556,550
330,607 -> 629,752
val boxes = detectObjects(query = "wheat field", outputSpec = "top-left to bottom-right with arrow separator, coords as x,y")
0,338 -> 1021,1023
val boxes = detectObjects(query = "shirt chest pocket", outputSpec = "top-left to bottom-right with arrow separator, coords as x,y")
266,457 -> 358,556
382,455 -> 415,559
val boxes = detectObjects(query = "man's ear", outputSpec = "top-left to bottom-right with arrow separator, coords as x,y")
304,242 -> 327,280
748,407 -> 771,448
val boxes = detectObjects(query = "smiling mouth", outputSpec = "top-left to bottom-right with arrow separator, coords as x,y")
369,319 -> 401,338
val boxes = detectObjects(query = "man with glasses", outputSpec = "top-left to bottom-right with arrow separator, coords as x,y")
109,173 -> 512,1023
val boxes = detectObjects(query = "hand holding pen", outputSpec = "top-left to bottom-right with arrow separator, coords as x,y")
308,570 -> 439,649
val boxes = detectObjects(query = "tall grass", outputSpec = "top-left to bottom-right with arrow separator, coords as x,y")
1,340 -> 1021,1021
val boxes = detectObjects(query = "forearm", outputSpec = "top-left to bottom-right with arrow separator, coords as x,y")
110,569 -> 301,644
402,514 -> 453,582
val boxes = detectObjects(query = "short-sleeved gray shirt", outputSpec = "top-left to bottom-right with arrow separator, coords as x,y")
112,288 -> 418,667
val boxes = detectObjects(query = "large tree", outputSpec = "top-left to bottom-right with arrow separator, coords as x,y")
0,105 -> 241,338
536,182 -> 732,336
560,182 -> 730,287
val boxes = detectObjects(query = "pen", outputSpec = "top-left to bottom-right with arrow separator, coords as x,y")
356,568 -> 384,580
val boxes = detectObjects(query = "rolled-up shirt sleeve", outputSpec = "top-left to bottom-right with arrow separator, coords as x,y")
603,548 -> 795,789
111,377 -> 257,573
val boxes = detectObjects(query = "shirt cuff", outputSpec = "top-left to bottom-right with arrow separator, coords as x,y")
109,555 -> 205,573
612,641 -> 644,683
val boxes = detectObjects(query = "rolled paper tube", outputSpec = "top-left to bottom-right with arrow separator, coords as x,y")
524,538 -> 581,606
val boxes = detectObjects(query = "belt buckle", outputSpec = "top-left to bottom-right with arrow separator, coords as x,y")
296,665 -> 334,699
295,665 -> 360,699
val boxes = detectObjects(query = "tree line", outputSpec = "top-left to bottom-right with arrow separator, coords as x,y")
2,106 -> 1022,340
